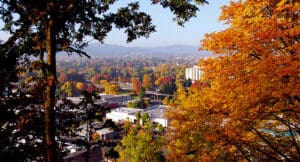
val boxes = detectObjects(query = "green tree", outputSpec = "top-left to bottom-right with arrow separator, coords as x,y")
138,86 -> 145,99
143,97 -> 151,107
0,1 -> 208,161
141,112 -> 150,126
116,128 -> 164,162
127,100 -> 138,108
157,124 -> 164,133
135,111 -> 141,126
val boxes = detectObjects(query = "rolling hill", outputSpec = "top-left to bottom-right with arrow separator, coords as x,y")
57,43 -> 212,59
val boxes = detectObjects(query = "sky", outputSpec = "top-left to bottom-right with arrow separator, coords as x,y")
104,0 -> 231,47
0,0 -> 231,48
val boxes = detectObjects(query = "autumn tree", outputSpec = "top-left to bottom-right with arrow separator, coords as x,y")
58,73 -> 68,83
142,73 -> 154,90
75,82 -> 86,91
175,71 -> 185,85
167,0 -> 300,161
132,77 -> 141,95
61,81 -> 73,97
104,82 -> 120,95
155,63 -> 172,77
172,82 -> 186,105
166,85 -> 223,161
91,74 -> 102,84
100,79 -> 108,86
162,96 -> 170,105
86,84 -> 96,93
190,80 -> 208,90
0,0 -> 208,161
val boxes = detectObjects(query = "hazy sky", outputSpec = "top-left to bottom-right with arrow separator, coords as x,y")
104,0 -> 231,47
0,0 -> 230,47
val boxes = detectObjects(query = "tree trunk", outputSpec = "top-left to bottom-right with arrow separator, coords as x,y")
44,15 -> 58,162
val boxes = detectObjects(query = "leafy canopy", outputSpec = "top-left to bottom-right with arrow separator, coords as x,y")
167,0 -> 300,161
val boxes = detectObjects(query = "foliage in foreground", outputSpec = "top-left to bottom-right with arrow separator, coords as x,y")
116,120 -> 164,162
167,0 -> 300,161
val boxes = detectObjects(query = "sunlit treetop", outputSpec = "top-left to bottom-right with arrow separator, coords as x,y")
167,0 -> 300,160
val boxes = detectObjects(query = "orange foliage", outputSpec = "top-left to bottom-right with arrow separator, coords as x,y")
75,82 -> 86,91
167,0 -> 300,161
155,76 -> 173,85
132,77 -> 140,94
142,74 -> 153,90
190,80 -> 209,90
92,132 -> 100,141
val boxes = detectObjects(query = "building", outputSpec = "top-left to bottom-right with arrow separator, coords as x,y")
99,94 -> 131,103
94,128 -> 116,140
185,65 -> 202,82
63,145 -> 105,162
65,96 -> 85,104
65,94 -> 131,105
146,106 -> 168,127
106,105 -> 169,127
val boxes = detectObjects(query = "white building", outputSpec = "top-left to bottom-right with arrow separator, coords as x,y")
185,65 -> 202,82
106,107 -> 142,124
95,128 -> 116,140
106,105 -> 169,127
66,96 -> 85,104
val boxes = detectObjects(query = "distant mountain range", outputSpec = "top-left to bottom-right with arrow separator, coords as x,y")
57,43 -> 212,58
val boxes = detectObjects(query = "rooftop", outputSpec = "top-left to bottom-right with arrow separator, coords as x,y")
146,105 -> 167,119
110,105 -> 169,119
95,128 -> 114,135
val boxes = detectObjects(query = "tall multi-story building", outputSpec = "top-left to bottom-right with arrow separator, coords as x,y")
185,65 -> 202,82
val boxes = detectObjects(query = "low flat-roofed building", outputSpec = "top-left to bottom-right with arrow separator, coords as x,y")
95,128 -> 116,140
146,105 -> 168,127
106,107 -> 143,123
99,94 -> 131,103
106,105 -> 169,127
65,96 -> 85,104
